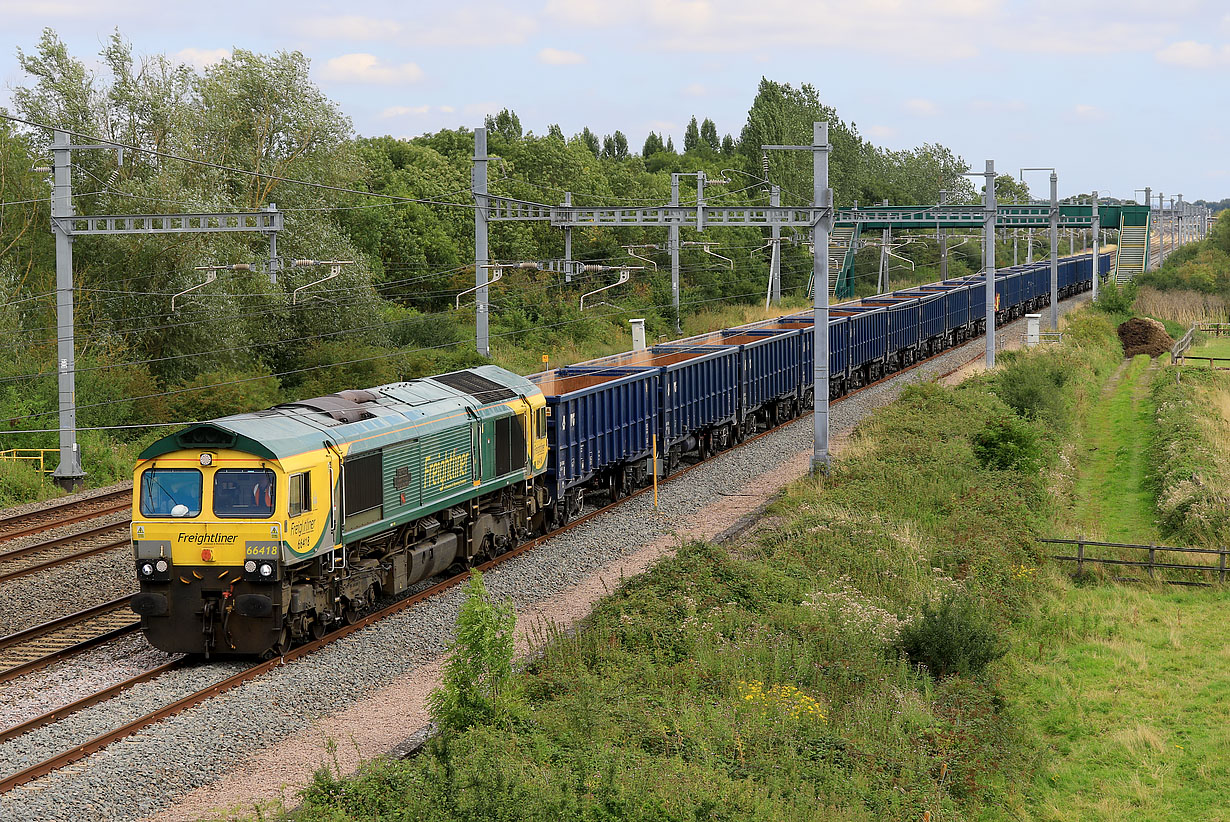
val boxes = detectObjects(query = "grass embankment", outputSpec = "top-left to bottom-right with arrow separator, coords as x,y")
1068,353 -> 1161,544
274,312 -> 1122,821
997,341 -> 1230,820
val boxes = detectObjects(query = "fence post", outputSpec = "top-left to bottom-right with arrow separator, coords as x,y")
1220,549 -> 1226,585
1148,544 -> 1156,579
1077,540 -> 1084,575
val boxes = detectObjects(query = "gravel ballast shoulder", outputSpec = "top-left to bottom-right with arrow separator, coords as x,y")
0,299 -> 1089,822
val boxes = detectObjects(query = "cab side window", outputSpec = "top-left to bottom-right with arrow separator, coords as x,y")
289,472 -> 311,518
536,406 -> 547,437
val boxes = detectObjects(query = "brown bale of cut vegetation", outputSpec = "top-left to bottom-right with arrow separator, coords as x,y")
1117,317 -> 1174,357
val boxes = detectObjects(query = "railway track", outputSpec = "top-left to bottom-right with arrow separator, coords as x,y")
0,520 -> 130,584
0,597 -> 140,685
0,321 -> 1040,795
0,490 -> 130,545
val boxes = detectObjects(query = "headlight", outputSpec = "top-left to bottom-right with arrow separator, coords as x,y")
258,562 -> 274,578
244,560 -> 257,573
140,562 -> 154,577
155,559 -> 168,573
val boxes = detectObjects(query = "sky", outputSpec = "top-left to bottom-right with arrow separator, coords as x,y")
0,0 -> 1226,203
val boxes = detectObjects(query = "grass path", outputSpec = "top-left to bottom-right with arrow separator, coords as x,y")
1069,354 -> 1160,543
1002,353 -> 1230,821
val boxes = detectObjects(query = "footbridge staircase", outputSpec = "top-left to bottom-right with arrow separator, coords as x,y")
1113,210 -> 1151,283
807,224 -> 859,301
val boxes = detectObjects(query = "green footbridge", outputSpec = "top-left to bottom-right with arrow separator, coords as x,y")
812,202 -> 1152,299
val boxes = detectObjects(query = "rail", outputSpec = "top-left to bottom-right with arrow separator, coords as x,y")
1042,537 -> 1229,586
0,449 -> 56,474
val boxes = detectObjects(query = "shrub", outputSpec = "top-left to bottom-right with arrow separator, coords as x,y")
896,592 -> 1006,679
972,417 -> 1042,472
428,571 -> 521,734
995,354 -> 1069,425
1093,280 -> 1137,314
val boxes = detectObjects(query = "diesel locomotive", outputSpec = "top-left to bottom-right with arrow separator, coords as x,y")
131,366 -> 549,656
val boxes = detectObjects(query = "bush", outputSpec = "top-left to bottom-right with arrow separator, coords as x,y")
428,571 -> 521,734
896,592 -> 1006,679
1093,279 -> 1137,314
972,417 -> 1042,472
995,355 -> 1069,425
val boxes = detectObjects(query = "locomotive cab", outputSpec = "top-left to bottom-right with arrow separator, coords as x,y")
130,444 -> 322,657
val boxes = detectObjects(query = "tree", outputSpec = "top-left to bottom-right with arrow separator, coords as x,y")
684,116 -> 701,153
579,127 -> 600,156
546,123 -> 564,140
721,134 -> 736,156
486,108 -> 522,140
993,174 -> 1030,204
602,130 -> 628,160
428,571 -> 521,733
642,131 -> 664,157
700,118 -> 718,150
665,135 -> 676,153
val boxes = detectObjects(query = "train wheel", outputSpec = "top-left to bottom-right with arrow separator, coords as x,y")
310,614 -> 327,640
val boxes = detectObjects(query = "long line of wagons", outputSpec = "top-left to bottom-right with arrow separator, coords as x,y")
129,252 -> 1109,657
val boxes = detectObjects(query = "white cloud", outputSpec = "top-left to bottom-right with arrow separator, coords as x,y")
296,8 -> 535,46
439,105 -> 456,114
172,48 -> 230,70
538,47 -> 585,65
319,54 -> 424,85
682,82 -> 707,96
1156,40 -> 1230,67
1071,103 -> 1108,122
463,101 -> 501,116
381,105 -> 430,118
295,15 -> 403,41
543,0 -> 622,26
970,98 -> 1026,113
904,98 -> 939,117
866,125 -> 897,140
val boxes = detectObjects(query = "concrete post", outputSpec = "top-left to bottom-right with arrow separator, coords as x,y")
1049,172 -> 1059,330
812,122 -> 832,473
878,199 -> 890,293
938,189 -> 948,280
50,129 -> 84,490
1091,191 -> 1100,301
985,160 -> 998,370
472,127 -> 490,357
267,202 -> 279,284
670,175 -> 681,334
563,191 -> 572,283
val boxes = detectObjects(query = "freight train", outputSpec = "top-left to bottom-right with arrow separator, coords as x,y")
130,252 -> 1110,656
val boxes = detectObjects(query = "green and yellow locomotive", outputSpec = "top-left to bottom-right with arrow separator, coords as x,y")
130,366 -> 549,657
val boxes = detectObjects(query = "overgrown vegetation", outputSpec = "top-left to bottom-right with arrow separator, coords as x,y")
1150,365 -> 1230,546
271,309 -> 1123,821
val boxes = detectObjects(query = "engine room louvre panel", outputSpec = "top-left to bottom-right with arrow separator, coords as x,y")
383,440 -> 422,512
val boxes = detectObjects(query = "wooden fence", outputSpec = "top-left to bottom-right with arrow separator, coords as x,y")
1172,322 -> 1230,362
1042,538 -> 1230,587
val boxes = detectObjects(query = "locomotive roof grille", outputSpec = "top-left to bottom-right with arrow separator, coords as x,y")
431,370 -> 519,402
